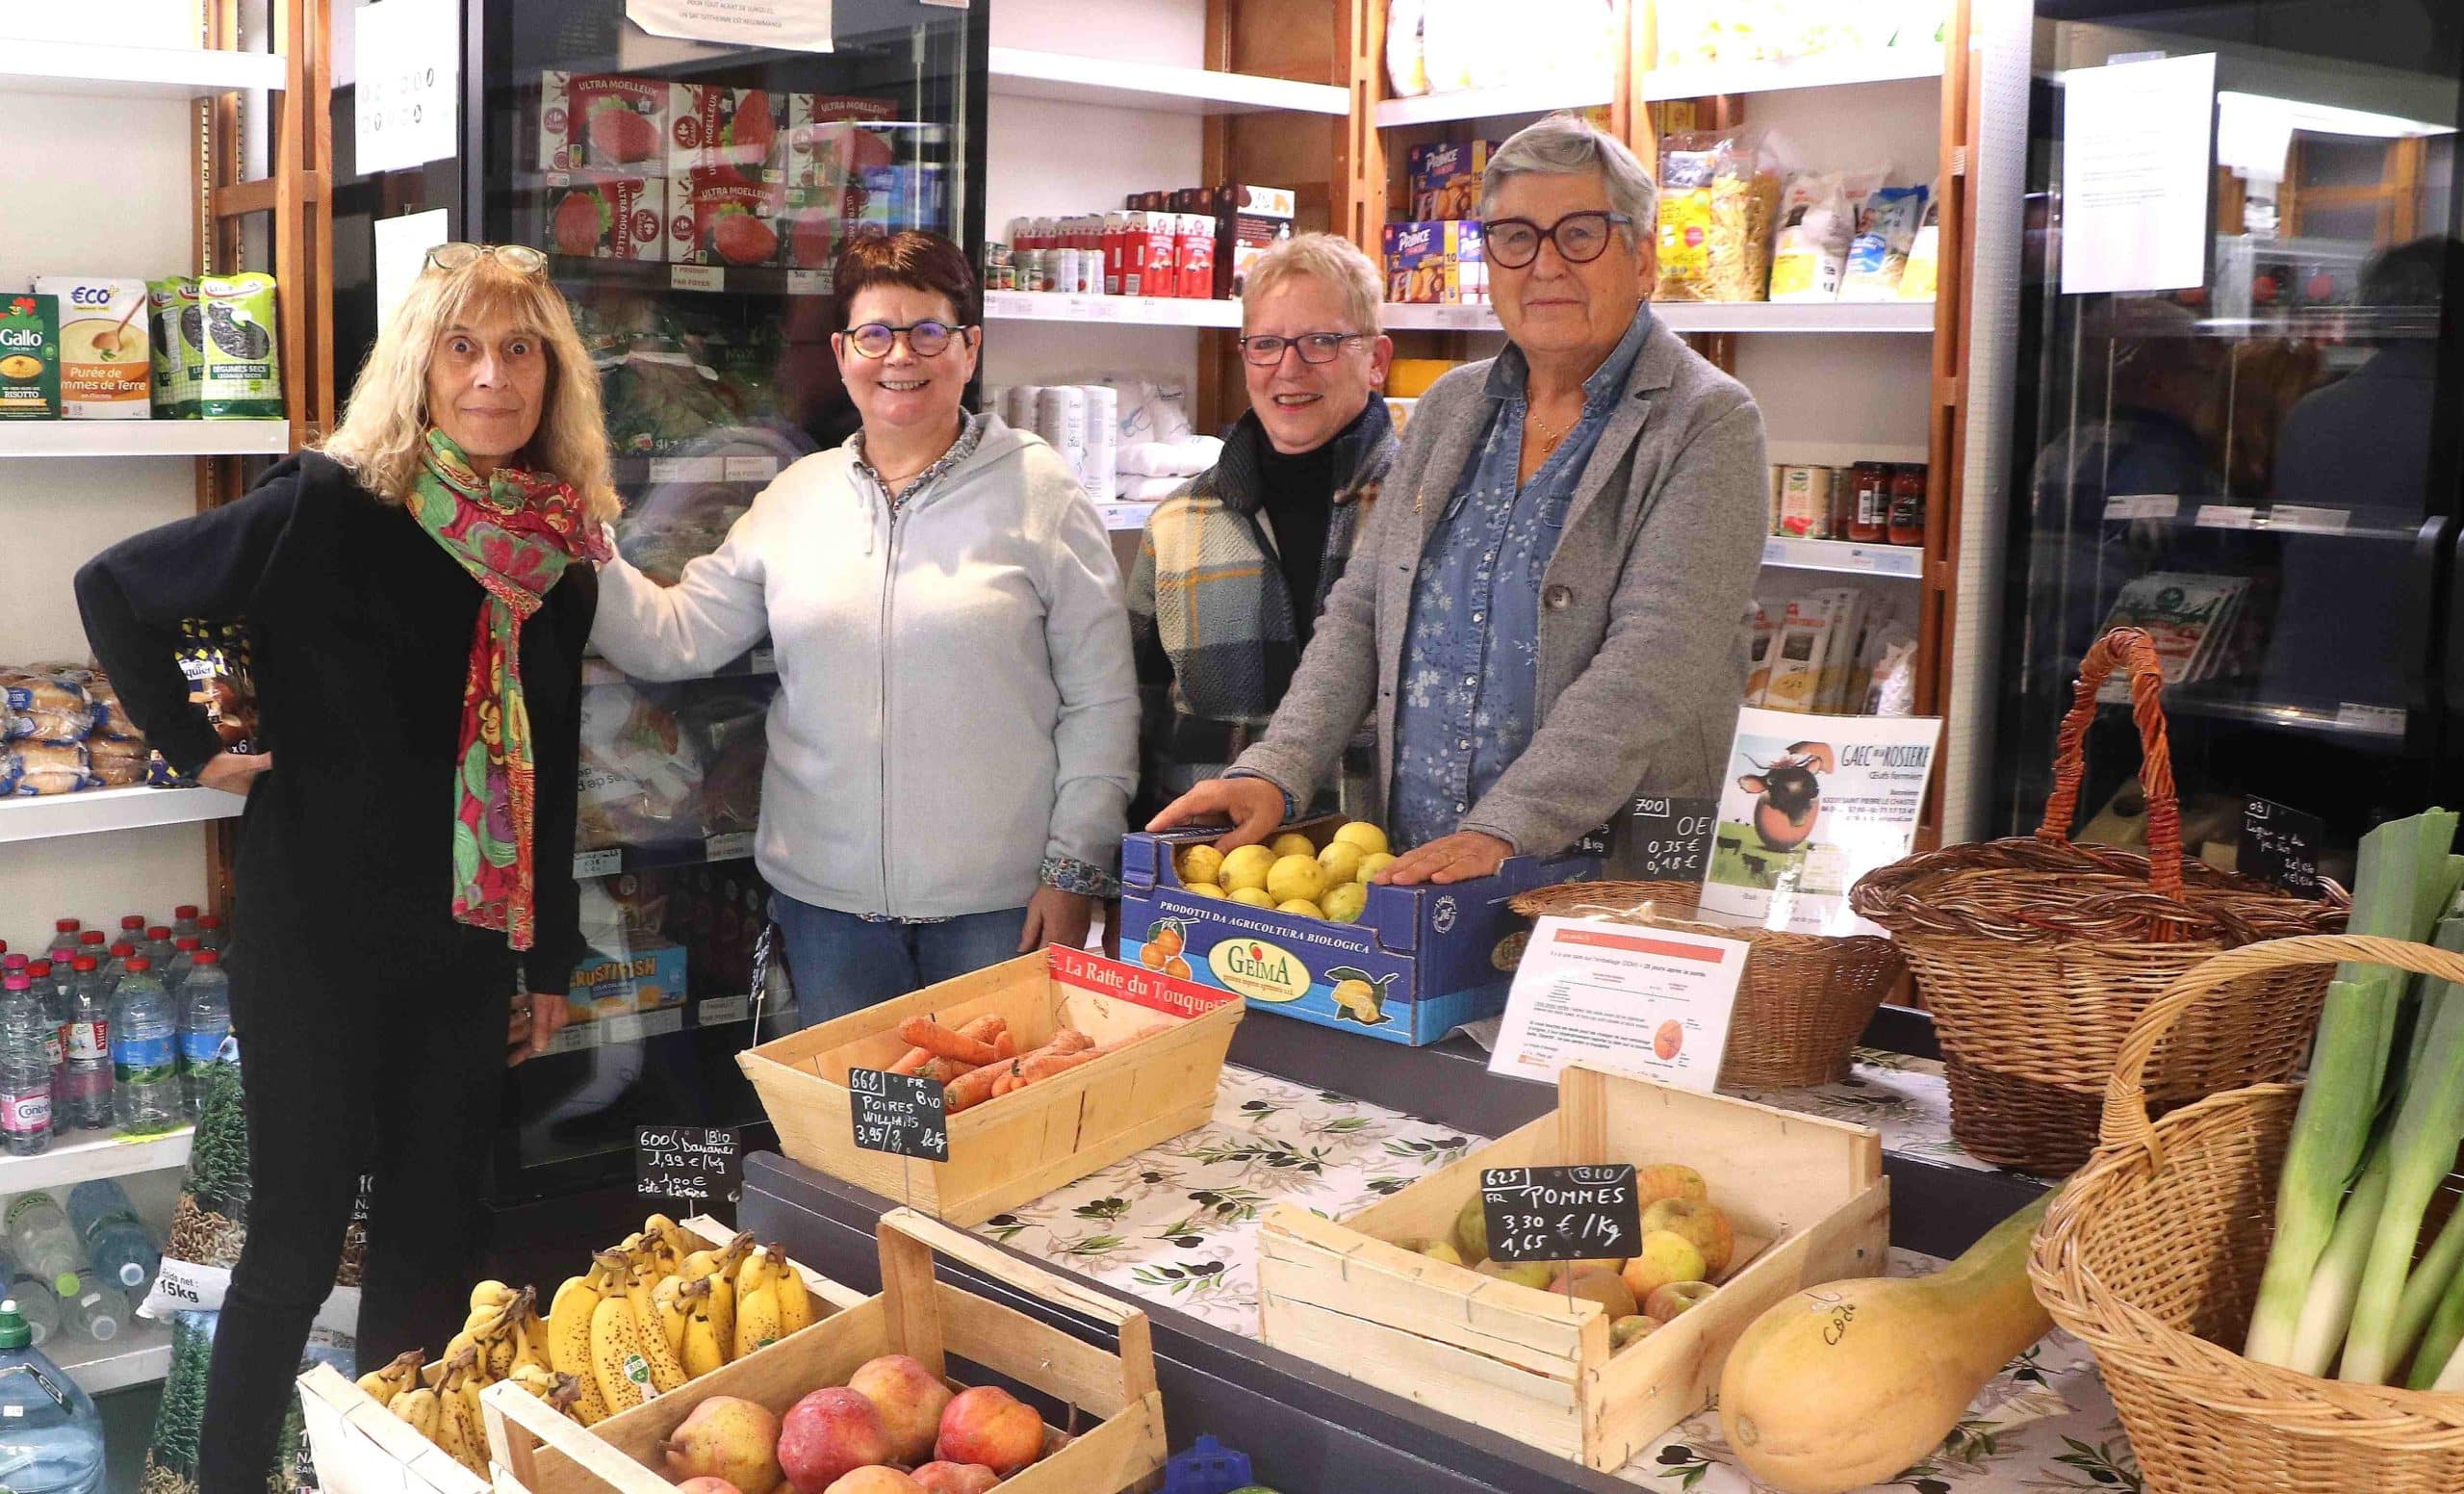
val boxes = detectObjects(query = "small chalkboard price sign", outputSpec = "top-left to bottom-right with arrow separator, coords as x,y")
636,1126 -> 741,1206
1627,796 -> 1718,882
1480,1165 -> 1643,1265
2240,795 -> 2323,898
848,1068 -> 950,1163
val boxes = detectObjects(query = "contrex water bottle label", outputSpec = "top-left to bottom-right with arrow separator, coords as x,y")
0,1092 -> 48,1135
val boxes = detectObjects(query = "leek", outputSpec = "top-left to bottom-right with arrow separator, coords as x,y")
2389,1173 -> 2464,1367
2246,811 -> 2458,1366
2289,1144 -> 2391,1376
2403,1211 -> 2464,1389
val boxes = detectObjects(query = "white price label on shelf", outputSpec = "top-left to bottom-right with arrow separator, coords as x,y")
544,1021 -> 598,1055
2269,504 -> 2351,534
671,264 -> 726,294
706,831 -> 757,863
698,995 -> 752,1027
649,456 -> 726,483
575,849 -> 623,880
2336,703 -> 2407,736
785,270 -> 830,296
724,455 -> 780,482
2103,494 -> 2180,521
1100,503 -> 1154,531
2194,504 -> 2257,530
603,1012 -> 646,1044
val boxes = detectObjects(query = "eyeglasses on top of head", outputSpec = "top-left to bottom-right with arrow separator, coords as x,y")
1482,211 -> 1634,270
839,321 -> 975,359
1237,331 -> 1368,368
424,243 -> 550,276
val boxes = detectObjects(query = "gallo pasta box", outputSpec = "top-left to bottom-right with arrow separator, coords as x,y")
1119,820 -> 1597,1045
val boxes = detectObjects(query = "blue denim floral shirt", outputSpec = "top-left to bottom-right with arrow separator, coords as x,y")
1388,304 -> 1654,852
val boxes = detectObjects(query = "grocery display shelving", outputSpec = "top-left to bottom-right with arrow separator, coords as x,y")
1640,47 -> 1947,101
984,290 -> 1245,328
988,47 -> 1348,116
0,1127 -> 193,1198
0,422 -> 292,459
1762,536 -> 1926,579
57,1313 -> 175,1398
1378,300 -> 1938,334
0,787 -> 247,847
1372,78 -> 1617,130
0,39 -> 287,99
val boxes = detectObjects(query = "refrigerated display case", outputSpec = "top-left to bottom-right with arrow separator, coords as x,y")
1997,2 -> 2463,876
331,0 -> 987,1200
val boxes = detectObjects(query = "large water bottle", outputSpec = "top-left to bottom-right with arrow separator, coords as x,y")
0,979 -> 53,1160
195,914 -> 226,954
63,1184 -> 153,1295
5,1198 -> 80,1289
42,923 -> 79,967
107,961 -> 178,1138
0,1260 -> 63,1349
0,1297 -> 104,1494
56,1275 -> 122,1346
113,917 -> 145,954
174,952 -> 229,1122
20,972 -> 60,1090
169,906 -> 200,945
164,940 -> 200,1000
100,947 -> 134,996
54,962 -> 110,1135
140,929 -> 172,973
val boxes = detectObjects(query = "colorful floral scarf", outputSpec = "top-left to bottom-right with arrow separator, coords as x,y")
408,429 -> 609,951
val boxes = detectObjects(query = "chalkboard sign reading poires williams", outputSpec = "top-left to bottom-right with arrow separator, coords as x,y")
848,1068 -> 950,1163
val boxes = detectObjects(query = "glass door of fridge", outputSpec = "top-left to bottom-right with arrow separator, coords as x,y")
2001,3 -> 2462,880
475,0 -> 984,1199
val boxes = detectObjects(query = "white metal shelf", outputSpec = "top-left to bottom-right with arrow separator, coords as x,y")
984,290 -> 1243,328
0,39 -> 287,99
1380,300 -> 1936,334
1642,48 -> 1946,102
988,48 -> 1348,116
0,1126 -> 193,1198
1762,536 -> 1925,579
1373,78 -> 1614,130
57,1311 -> 175,1396
0,421 -> 291,459
0,787 -> 247,846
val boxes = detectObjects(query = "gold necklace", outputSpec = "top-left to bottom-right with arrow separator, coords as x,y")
1527,407 -> 1568,455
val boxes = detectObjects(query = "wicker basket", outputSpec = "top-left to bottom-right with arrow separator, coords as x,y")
1509,879 -> 1903,1087
2031,935 -> 2464,1493
1849,628 -> 2348,1173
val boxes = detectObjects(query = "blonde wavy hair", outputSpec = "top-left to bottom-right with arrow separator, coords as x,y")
321,252 -> 618,523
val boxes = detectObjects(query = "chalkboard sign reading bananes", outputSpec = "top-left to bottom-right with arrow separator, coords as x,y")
849,1068 -> 950,1163
637,1126 -> 741,1205
1481,1165 -> 1643,1264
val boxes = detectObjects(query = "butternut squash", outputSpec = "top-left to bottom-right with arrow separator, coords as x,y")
1716,1194 -> 2051,1494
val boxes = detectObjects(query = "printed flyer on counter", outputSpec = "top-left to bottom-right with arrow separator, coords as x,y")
1488,916 -> 1749,1091
1697,706 -> 1942,937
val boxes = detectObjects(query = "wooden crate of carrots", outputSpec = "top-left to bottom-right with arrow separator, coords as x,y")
738,947 -> 1244,1225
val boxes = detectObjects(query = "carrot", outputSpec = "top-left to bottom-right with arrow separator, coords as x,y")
956,1014 -> 1007,1045
917,1056 -> 980,1084
1014,1047 -> 1102,1085
942,1063 -> 1006,1113
888,1046 -> 934,1075
993,1030 -> 1017,1060
898,1016 -> 999,1066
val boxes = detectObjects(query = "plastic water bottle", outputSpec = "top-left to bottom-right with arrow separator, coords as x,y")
165,939 -> 200,999
109,959 -> 179,1138
170,906 -> 200,944
175,952 -> 230,1121
141,928 -> 173,971
5,1197 -> 81,1288
64,1183 -> 155,1294
0,978 -> 52,1159
43,922 -> 79,966
114,917 -> 145,952
101,946 -> 135,996
21,969 -> 61,1083
196,914 -> 226,953
55,960 -> 111,1134
57,1274 -> 122,1345
0,1297 -> 104,1494
0,1259 -> 63,1349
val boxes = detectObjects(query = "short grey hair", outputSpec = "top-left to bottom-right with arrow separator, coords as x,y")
1479,113 -> 1658,242
1242,232 -> 1383,336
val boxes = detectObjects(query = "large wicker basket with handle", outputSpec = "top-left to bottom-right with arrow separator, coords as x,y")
1849,627 -> 2347,1172
1508,879 -> 1904,1087
2031,935 -> 2464,1493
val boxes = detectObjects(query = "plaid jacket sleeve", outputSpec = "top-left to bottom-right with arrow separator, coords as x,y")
1125,522 -> 1179,824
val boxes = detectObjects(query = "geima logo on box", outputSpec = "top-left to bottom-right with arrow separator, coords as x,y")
1209,938 -> 1310,1004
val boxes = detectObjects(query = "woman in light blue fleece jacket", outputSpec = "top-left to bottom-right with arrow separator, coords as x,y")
590,232 -> 1138,1021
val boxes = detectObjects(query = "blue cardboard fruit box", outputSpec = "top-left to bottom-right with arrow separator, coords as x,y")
1118,820 -> 1598,1044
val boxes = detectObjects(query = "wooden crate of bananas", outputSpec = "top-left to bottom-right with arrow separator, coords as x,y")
483,1208 -> 1170,1494
298,1214 -> 863,1494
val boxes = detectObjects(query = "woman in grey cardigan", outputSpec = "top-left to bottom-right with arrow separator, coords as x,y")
1151,113 -> 1768,886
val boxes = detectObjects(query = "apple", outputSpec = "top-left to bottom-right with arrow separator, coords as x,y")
678,1481 -> 744,1494
1548,1266 -> 1638,1320
847,1353 -> 954,1466
1638,1197 -> 1734,1276
822,1472 -> 923,1494
1630,1164 -> 1707,1211
662,1397 -> 783,1494
910,1466 -> 999,1494
1475,1258 -> 1556,1291
1644,1280 -> 1718,1322
935,1386 -> 1046,1476
779,1389 -> 891,1494
1620,1229 -> 1708,1303
1609,1314 -> 1663,1350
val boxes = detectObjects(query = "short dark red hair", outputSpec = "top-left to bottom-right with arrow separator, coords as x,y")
834,231 -> 979,328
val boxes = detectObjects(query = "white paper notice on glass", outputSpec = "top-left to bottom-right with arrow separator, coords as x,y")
1488,917 -> 1750,1093
628,0 -> 834,53
354,0 -> 460,175
372,210 -> 449,334
2060,53 -> 2216,295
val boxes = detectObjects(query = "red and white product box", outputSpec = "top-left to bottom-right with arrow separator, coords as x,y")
1176,214 -> 1216,298
1102,213 -> 1132,295
1134,213 -> 1178,298
671,166 -> 785,267
782,188 -> 844,283
538,72 -> 668,175
669,83 -> 783,182
784,93 -> 899,191
545,175 -> 664,261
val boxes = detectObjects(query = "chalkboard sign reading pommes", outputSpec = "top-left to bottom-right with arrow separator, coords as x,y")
1481,1165 -> 1643,1264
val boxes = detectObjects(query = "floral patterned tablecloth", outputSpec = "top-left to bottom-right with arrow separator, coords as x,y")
976,1057 -> 2138,1492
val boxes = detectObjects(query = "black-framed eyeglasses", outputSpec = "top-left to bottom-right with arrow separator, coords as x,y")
424,243 -> 549,276
839,321 -> 972,359
1238,331 -> 1368,368
1483,212 -> 1634,270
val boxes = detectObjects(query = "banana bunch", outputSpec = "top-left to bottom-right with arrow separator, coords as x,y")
732,1240 -> 814,1360
431,1349 -> 491,1477
355,1350 -> 425,1408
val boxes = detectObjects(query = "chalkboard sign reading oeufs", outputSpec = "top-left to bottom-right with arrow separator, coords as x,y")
637,1126 -> 741,1205
1480,1165 -> 1643,1264
848,1068 -> 950,1163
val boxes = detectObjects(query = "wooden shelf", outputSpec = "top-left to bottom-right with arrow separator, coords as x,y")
989,48 -> 1348,116
1373,78 -> 1615,130
0,421 -> 291,459
1762,536 -> 1925,579
0,39 -> 287,99
983,290 -> 1244,327
0,787 -> 247,846
1642,48 -> 1945,102
1379,300 -> 1936,334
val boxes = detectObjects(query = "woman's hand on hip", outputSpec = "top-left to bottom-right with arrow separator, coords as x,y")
508,989 -> 569,1065
197,751 -> 271,795
1018,887 -> 1095,954
1147,776 -> 1285,849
